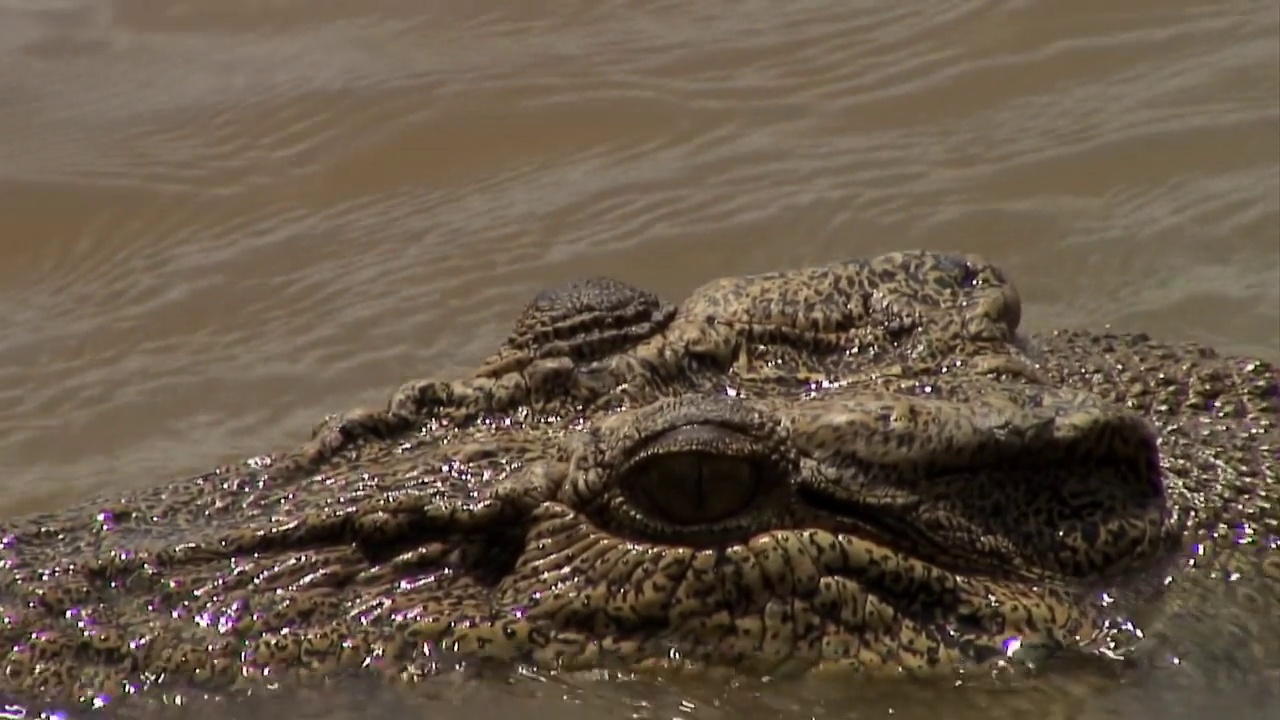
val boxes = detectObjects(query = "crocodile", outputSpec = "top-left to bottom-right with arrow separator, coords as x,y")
0,250 -> 1276,717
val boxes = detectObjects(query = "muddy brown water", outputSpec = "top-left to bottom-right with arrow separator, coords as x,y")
0,0 -> 1277,718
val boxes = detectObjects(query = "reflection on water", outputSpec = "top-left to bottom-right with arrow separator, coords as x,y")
0,0 -> 1276,717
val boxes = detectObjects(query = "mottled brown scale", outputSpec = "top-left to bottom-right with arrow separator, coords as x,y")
0,250 -> 1276,716
671,251 -> 1024,381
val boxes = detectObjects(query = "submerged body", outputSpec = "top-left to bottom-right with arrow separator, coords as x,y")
1,251 -> 1276,714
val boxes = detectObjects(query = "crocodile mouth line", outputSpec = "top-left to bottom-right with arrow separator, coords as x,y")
790,485 -> 1041,584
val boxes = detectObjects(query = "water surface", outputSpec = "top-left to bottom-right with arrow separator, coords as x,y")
0,0 -> 1277,717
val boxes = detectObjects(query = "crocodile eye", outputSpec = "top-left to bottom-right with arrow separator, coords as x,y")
620,425 -> 772,526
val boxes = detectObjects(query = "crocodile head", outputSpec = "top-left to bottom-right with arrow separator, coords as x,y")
0,251 -> 1181,708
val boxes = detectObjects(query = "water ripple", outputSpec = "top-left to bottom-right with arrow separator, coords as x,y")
0,7 -> 1274,697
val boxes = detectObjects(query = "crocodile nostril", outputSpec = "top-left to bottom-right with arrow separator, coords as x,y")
960,265 -> 982,289
937,253 -> 982,288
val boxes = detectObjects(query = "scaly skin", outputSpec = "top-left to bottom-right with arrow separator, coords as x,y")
0,251 -> 1275,716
